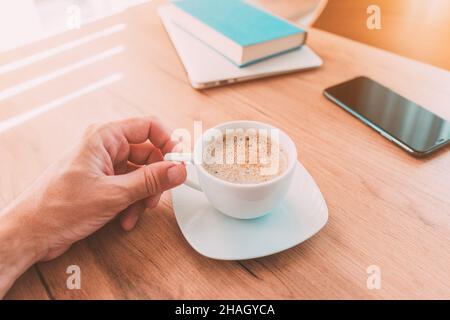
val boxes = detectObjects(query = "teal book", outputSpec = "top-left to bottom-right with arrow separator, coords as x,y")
169,0 -> 306,67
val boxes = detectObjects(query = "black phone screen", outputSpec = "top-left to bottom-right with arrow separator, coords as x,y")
324,76 -> 450,155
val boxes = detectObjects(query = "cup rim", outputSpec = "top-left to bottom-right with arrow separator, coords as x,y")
193,120 -> 297,188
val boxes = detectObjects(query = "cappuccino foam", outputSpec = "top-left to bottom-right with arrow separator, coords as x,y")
202,131 -> 288,184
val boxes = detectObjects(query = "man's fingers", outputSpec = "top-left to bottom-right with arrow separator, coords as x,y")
113,161 -> 186,204
108,117 -> 176,154
120,200 -> 145,231
129,142 -> 163,165
119,193 -> 162,231
145,193 -> 161,209
126,161 -> 141,173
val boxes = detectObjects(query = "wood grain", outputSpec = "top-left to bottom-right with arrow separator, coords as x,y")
3,267 -> 50,300
1,1 -> 449,299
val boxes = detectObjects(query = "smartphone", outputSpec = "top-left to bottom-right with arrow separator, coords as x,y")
324,76 -> 450,157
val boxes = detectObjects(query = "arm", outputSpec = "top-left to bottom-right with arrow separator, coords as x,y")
0,203 -> 45,297
0,117 -> 186,298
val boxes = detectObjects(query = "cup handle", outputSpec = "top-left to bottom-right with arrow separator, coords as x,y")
164,153 -> 202,192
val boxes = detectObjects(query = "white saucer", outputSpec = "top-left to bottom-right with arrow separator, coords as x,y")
171,162 -> 328,260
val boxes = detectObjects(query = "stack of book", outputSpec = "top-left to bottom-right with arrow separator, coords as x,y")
166,0 -> 307,67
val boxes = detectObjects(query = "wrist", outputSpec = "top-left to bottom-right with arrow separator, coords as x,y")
0,199 -> 48,297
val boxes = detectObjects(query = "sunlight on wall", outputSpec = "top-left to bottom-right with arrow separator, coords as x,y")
314,0 -> 450,71
0,0 -> 148,53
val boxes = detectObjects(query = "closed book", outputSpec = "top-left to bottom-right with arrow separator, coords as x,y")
169,0 -> 307,67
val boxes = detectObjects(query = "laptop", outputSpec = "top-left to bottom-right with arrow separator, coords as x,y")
158,5 -> 323,89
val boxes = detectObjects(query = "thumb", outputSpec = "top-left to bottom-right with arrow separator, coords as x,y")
113,161 -> 186,204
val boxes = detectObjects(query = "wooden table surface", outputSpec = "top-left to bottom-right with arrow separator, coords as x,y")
2,1 -> 450,299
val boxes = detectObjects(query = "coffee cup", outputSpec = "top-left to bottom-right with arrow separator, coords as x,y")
165,121 -> 297,219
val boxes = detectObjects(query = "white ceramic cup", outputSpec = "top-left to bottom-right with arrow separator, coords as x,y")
165,121 -> 297,219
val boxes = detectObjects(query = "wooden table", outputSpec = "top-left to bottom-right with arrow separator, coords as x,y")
2,1 -> 449,299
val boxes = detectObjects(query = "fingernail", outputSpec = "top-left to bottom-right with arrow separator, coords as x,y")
167,164 -> 185,185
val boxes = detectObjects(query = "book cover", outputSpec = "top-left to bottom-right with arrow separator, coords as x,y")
170,0 -> 306,66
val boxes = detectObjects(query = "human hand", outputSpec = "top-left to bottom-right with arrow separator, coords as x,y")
0,117 -> 186,296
